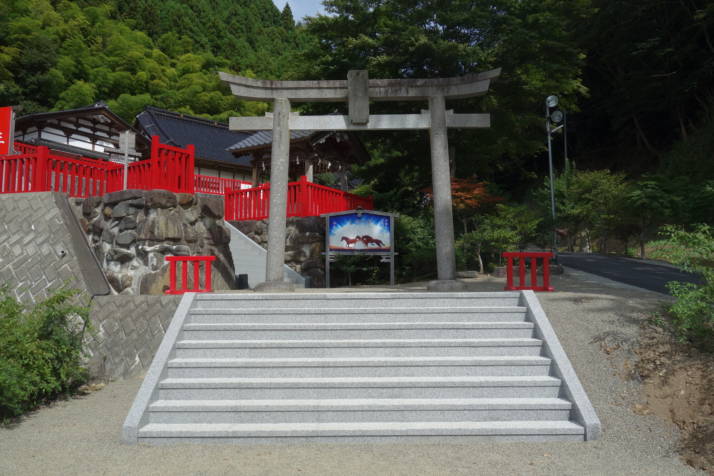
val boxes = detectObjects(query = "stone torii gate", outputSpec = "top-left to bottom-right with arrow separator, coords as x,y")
219,69 -> 500,291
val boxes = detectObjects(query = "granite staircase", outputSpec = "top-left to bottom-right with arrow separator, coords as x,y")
123,292 -> 600,444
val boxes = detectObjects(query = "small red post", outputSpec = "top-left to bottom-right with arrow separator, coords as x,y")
502,252 -> 554,292
530,257 -> 538,288
518,256 -> 526,288
192,261 -> 200,291
180,259 -> 188,292
186,144 -> 195,193
34,146 -> 49,192
204,258 -> 213,292
165,256 -> 216,294
168,259 -> 177,292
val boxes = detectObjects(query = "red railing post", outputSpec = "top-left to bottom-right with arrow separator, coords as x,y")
168,259 -> 177,292
150,135 -> 161,190
204,258 -> 213,292
34,146 -> 49,192
186,144 -> 195,193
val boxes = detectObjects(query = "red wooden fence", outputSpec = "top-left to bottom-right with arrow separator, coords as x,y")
0,146 -> 123,197
225,175 -> 374,221
2,139 -> 372,220
0,137 -> 195,198
194,174 -> 251,195
165,256 -> 216,294
150,136 -> 194,193
502,251 -> 554,292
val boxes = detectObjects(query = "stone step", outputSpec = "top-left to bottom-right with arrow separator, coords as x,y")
166,356 -> 552,378
193,292 -> 521,309
137,420 -> 585,443
147,397 -> 573,424
157,376 -> 562,400
173,338 -> 545,358
180,322 -> 535,340
186,307 -> 528,324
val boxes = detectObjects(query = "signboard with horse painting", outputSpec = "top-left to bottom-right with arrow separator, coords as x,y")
328,212 -> 391,252
322,210 -> 398,287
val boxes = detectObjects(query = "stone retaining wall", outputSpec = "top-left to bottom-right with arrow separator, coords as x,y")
84,294 -> 181,380
77,190 -> 235,294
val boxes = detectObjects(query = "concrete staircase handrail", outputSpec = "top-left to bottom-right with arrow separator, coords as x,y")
225,222 -> 305,288
520,290 -> 601,440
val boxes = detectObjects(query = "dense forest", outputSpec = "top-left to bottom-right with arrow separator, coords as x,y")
1,0 -> 712,260
0,0 -> 310,121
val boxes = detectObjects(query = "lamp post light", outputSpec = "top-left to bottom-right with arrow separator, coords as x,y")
545,95 -> 564,263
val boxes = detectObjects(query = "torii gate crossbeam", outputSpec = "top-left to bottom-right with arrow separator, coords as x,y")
220,69 -> 500,291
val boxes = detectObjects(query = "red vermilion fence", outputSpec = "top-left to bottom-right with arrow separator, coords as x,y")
0,136 -> 195,198
0,146 -> 123,196
225,175 -> 374,221
165,256 -> 216,294
1,139 -> 372,219
150,136 -> 194,193
503,251 -> 555,292
194,174 -> 251,195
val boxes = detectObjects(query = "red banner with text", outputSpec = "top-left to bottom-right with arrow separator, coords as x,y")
0,107 -> 12,155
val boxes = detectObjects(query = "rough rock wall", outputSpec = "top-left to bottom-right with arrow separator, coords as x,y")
232,217 -> 325,288
84,294 -> 181,380
0,192 -> 91,304
77,190 -> 235,294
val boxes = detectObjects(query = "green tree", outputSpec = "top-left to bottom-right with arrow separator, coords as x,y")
650,225 -> 714,349
624,178 -> 677,258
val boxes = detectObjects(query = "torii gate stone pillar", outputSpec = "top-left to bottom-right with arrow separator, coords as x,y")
220,68 -> 500,292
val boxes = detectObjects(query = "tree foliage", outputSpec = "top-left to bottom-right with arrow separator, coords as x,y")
650,225 -> 714,349
304,0 -> 593,192
0,0 -> 309,120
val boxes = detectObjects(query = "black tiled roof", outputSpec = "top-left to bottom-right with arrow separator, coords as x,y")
228,130 -> 314,152
135,106 -> 253,168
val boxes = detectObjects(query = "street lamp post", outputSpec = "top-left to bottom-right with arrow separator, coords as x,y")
545,95 -> 564,263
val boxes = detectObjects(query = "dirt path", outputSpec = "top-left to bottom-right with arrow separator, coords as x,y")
0,273 -> 707,475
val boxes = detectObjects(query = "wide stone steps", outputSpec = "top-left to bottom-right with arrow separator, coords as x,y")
137,420 -> 585,443
173,338 -> 545,358
192,292 -> 522,309
157,376 -> 563,400
165,356 -> 552,378
180,321 -> 535,340
147,398 -> 573,424
187,307 -> 528,324
124,292 -> 600,444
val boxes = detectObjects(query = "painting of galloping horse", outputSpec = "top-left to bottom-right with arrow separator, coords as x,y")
328,212 -> 391,252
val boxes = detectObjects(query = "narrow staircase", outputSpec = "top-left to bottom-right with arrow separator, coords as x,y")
124,292 -> 600,444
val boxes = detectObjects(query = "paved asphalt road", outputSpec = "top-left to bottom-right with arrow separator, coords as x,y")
557,252 -> 704,294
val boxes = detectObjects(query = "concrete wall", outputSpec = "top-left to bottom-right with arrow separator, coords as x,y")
84,295 -> 181,381
0,192 -> 103,304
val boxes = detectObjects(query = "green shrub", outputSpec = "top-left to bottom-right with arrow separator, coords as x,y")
395,214 -> 436,281
650,225 -> 714,350
0,288 -> 90,421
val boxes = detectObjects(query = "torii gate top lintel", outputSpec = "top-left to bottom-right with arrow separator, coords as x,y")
218,68 -> 501,102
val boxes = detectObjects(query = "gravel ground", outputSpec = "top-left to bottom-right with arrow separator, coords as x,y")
0,271 -> 705,475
